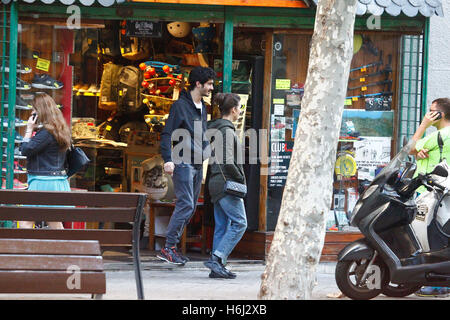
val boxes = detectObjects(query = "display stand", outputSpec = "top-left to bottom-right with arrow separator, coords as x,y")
148,201 -> 206,255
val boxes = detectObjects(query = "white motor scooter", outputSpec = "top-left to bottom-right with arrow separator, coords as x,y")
411,159 -> 450,252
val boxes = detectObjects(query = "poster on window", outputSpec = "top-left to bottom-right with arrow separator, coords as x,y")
271,115 -> 286,141
354,136 -> 392,181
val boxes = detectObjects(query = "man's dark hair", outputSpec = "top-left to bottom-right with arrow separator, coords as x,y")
188,66 -> 216,91
433,98 -> 450,120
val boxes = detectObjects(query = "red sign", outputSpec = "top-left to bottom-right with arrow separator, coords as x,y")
130,0 -> 308,8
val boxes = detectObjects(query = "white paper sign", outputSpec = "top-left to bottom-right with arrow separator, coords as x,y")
274,104 -> 285,116
354,136 -> 391,181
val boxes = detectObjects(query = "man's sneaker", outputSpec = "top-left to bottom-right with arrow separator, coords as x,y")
178,251 -> 190,264
156,246 -> 186,266
3,94 -> 33,110
2,132 -> 24,144
31,74 -> 63,89
415,286 -> 449,298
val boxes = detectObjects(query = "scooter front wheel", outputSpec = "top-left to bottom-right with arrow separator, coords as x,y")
335,259 -> 387,300
381,283 -> 422,298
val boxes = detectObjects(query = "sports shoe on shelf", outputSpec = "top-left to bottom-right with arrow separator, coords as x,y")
1,117 -> 27,127
73,83 -> 84,92
18,43 -> 39,60
31,74 -> 63,89
0,60 -> 32,74
2,146 -> 26,159
156,246 -> 186,266
2,132 -> 24,144
2,77 -> 31,90
415,287 -> 449,298
86,84 -> 99,95
14,178 -> 27,189
2,161 -> 27,174
1,178 -> 28,190
3,94 -> 33,110
77,83 -> 90,93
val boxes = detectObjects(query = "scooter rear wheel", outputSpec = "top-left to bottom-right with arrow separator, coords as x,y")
335,259 -> 387,300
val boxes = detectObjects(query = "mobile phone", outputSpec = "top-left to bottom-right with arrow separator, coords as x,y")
31,113 -> 37,121
435,111 -> 442,120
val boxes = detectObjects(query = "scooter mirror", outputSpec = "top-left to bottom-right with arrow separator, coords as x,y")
431,164 -> 448,178
386,169 -> 400,186
401,162 -> 416,180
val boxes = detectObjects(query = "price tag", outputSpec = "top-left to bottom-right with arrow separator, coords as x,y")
360,67 -> 367,72
273,98 -> 285,105
361,86 -> 367,91
360,77 -> 366,82
352,97 -> 359,102
36,58 -> 51,72
106,125 -> 112,131
275,79 -> 291,90
345,99 -> 352,106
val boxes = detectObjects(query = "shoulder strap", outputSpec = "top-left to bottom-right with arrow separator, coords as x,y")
213,151 -> 227,183
438,131 -> 444,162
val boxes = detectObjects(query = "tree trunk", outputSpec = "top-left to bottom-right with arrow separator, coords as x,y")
259,0 -> 357,300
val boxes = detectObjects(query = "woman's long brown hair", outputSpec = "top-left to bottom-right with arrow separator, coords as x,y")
33,93 -> 71,151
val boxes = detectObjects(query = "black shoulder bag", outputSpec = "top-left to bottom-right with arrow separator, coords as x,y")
213,152 -> 247,199
66,144 -> 90,177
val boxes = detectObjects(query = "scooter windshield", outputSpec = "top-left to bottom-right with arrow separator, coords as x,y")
372,140 -> 415,185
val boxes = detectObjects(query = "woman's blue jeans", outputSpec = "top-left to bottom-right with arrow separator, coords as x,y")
212,194 -> 247,265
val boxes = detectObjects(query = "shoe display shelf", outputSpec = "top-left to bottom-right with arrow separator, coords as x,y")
70,141 -> 125,192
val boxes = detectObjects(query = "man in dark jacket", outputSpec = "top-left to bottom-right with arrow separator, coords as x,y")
157,66 -> 215,265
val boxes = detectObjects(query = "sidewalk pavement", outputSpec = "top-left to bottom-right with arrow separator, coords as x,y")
0,251 -> 448,300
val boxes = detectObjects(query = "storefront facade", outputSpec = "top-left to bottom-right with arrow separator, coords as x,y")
0,0 -> 442,259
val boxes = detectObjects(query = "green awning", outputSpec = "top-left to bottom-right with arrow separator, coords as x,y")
1,0 -> 124,7
311,0 -> 443,17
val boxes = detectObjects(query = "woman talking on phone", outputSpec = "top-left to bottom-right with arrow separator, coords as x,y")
18,92 -> 72,229
204,93 -> 247,279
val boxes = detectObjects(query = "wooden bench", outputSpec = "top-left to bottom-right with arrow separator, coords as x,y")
0,189 -> 147,299
0,238 -> 105,298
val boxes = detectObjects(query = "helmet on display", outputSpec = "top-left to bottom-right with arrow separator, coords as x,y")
167,21 -> 191,38
118,121 -> 148,143
141,155 -> 175,201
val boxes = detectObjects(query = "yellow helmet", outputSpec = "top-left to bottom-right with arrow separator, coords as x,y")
167,21 -> 191,38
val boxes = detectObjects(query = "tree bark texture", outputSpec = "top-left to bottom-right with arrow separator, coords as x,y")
259,0 -> 358,300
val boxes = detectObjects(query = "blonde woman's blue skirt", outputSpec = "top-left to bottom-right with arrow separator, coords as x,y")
27,175 -> 70,192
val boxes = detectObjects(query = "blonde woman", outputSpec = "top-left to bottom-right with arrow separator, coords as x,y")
19,92 -> 72,229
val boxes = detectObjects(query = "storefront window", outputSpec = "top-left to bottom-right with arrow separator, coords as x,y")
267,32 -> 402,232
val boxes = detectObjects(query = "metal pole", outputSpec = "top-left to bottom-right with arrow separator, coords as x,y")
421,17 -> 430,116
223,8 -> 233,93
6,1 -> 17,190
